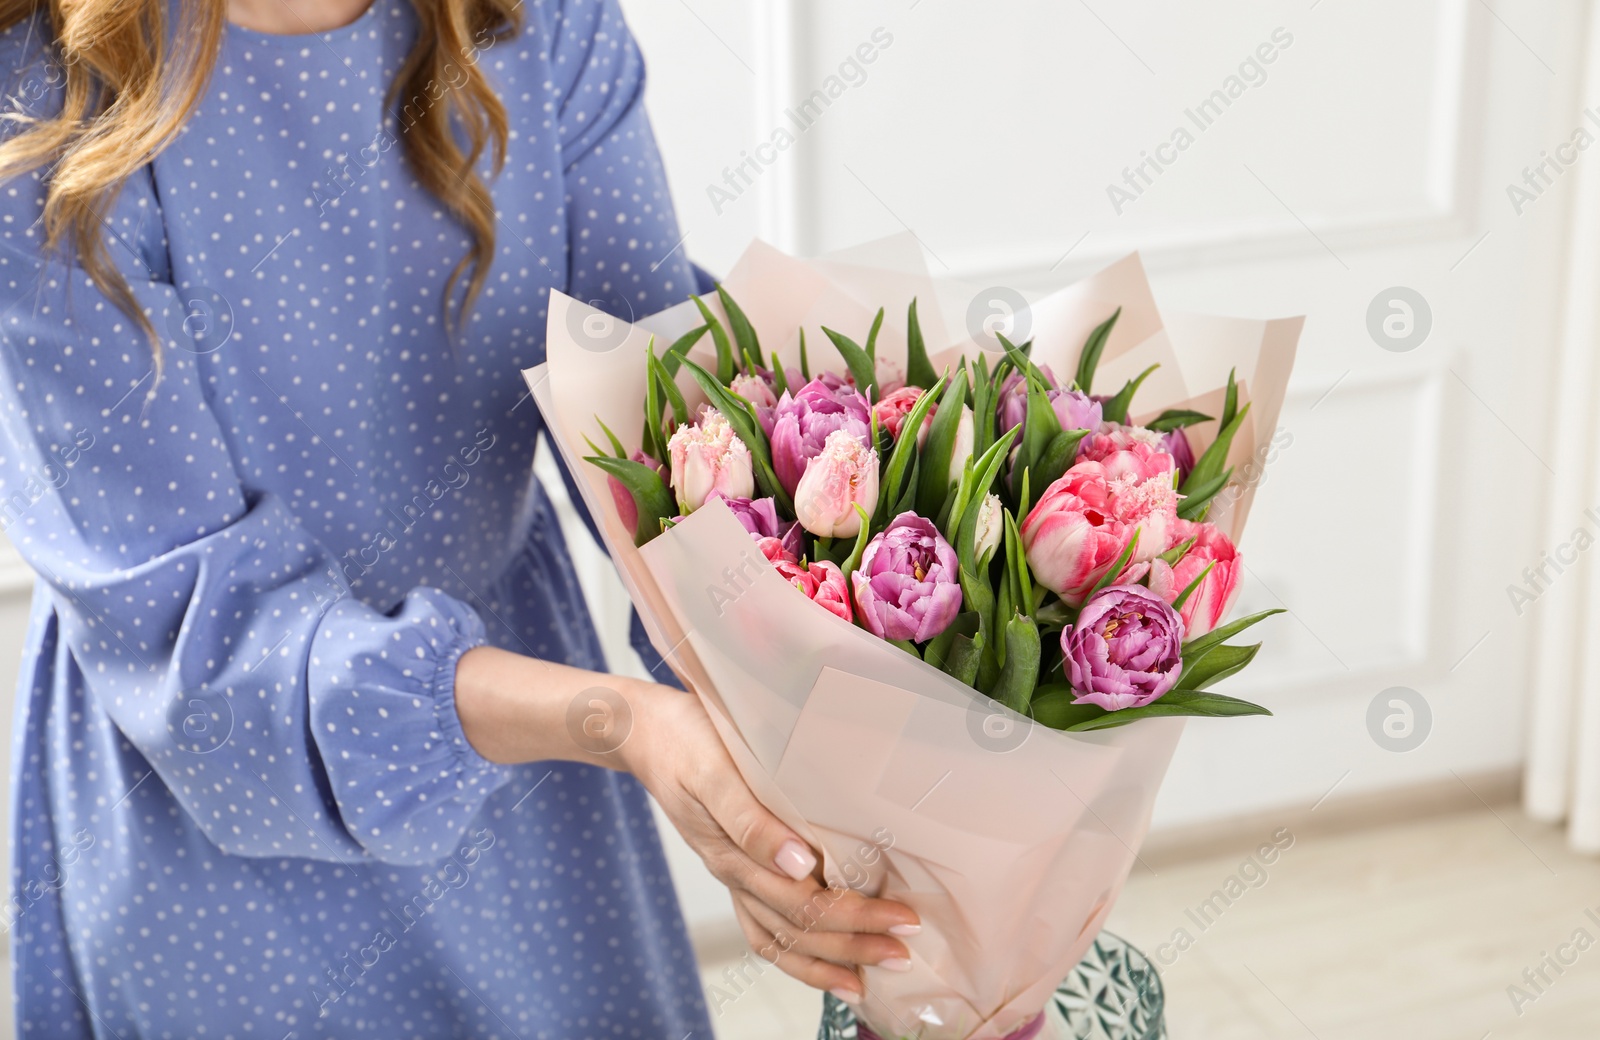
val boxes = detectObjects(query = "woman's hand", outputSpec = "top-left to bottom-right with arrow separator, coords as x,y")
454,646 -> 921,1003
621,681 -> 920,1003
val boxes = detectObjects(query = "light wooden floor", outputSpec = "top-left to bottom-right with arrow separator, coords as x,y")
697,804 -> 1600,1039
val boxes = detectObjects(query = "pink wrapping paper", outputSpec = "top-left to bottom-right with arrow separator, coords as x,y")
524,239 -> 1300,1039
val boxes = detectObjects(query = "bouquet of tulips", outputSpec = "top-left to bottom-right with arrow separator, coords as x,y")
587,284 -> 1277,729
527,238 -> 1300,1040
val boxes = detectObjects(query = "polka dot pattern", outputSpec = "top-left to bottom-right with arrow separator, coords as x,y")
0,0 -> 708,1035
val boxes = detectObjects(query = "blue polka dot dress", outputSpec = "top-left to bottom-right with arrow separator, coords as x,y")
0,1 -> 713,1035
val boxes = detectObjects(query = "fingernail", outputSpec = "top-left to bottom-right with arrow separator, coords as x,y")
889,923 -> 921,937
773,839 -> 817,881
830,986 -> 861,1005
879,957 -> 912,973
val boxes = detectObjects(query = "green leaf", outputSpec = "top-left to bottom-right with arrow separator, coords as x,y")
1156,536 -> 1197,567
1220,368 -> 1239,431
998,331 -> 1051,391
1180,642 -> 1262,691
1005,508 -> 1031,615
1064,688 -> 1271,730
1176,467 -> 1234,522
1146,408 -> 1213,433
1074,307 -> 1121,395
889,638 -> 921,658
641,359 -> 666,462
864,308 -> 885,363
1171,560 -> 1215,611
992,614 -> 1041,714
1035,598 -> 1073,632
875,376 -> 947,526
646,343 -> 689,431
839,503 -> 874,583
1181,400 -> 1252,502
677,357 -> 793,514
1034,427 -> 1088,496
970,353 -> 997,457
769,351 -> 789,398
954,426 -> 1019,554
715,284 -> 763,374
943,631 -> 985,686
1099,363 -> 1160,425
691,296 -> 736,384
916,369 -> 970,518
594,416 -> 628,459
1182,608 -> 1285,659
660,324 -> 710,378
799,328 -> 811,382
1029,684 -> 1109,730
821,326 -> 877,400
905,298 -> 938,390
924,611 -> 980,672
584,455 -> 676,546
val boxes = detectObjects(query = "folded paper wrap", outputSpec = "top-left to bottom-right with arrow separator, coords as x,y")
525,237 -> 1300,1038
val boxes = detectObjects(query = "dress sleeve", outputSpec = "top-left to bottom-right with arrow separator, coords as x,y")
544,0 -> 699,685
0,156 -> 510,866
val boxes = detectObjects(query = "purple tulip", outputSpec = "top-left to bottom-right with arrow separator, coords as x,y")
850,512 -> 963,642
768,375 -> 872,495
997,364 -> 1101,436
1061,584 -> 1185,711
1162,427 -> 1196,483
687,493 -> 804,558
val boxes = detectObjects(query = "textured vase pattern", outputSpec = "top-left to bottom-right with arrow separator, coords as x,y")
818,933 -> 1167,1040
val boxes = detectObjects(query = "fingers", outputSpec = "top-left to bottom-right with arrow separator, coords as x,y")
677,767 -> 921,938
733,899 -> 865,1005
734,890 -> 912,974
691,754 -> 817,881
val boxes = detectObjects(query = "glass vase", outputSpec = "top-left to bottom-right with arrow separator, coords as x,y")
817,931 -> 1166,1040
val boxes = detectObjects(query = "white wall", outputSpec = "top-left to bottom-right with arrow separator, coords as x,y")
608,0 -> 1592,935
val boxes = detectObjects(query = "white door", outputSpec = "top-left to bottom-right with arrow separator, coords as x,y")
598,0 -> 1590,934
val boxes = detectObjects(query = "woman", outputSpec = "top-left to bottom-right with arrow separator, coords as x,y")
0,0 -> 918,1035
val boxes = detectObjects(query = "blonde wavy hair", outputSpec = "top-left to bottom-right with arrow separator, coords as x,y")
0,0 -> 521,347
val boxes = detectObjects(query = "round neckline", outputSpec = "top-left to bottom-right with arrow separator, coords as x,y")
224,0 -> 382,47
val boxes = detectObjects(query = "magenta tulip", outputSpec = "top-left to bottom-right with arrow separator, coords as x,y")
1062,584 -> 1185,710
851,512 -> 963,642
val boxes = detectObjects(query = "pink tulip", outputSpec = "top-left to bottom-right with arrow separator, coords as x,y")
667,408 -> 755,513
793,428 -> 879,538
730,372 -> 778,410
1077,423 -> 1170,465
1019,447 -> 1179,605
755,535 -> 795,565
871,386 -> 925,440
1148,519 -> 1242,637
773,556 -> 854,622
